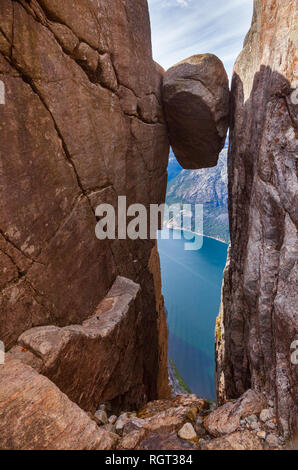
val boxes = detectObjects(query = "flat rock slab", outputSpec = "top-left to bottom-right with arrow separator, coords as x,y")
16,276 -> 145,413
0,360 -> 119,450
163,53 -> 229,169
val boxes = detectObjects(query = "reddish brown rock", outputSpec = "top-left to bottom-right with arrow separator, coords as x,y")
204,389 -> 266,437
138,431 -> 198,450
144,406 -> 196,433
201,431 -> 263,451
118,429 -> 147,450
0,0 -> 170,414
16,277 -> 159,413
0,360 -> 119,450
163,53 -> 230,169
285,433 -> 298,450
172,394 -> 210,411
138,393 -> 207,419
178,423 -> 198,442
216,0 -> 298,438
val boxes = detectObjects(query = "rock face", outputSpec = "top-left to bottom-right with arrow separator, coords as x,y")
163,54 -> 230,169
216,0 -> 298,438
0,0 -> 170,407
0,360 -> 119,450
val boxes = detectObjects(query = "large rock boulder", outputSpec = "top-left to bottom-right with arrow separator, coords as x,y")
0,360 -> 119,450
216,0 -> 298,438
201,431 -> 263,451
13,277 -> 151,414
163,53 -> 230,169
204,389 -> 266,437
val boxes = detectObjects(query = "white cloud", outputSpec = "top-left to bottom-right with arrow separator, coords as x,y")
176,0 -> 191,6
147,0 -> 254,78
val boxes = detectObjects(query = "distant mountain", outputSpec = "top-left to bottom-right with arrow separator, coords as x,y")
166,148 -> 230,244
167,149 -> 183,181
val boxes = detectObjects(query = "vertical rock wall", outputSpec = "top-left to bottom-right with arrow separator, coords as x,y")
0,0 -> 170,406
216,0 -> 298,437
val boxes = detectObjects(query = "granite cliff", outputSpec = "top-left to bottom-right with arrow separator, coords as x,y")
216,0 -> 298,439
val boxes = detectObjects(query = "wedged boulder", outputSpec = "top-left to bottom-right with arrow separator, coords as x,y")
204,389 -> 266,437
163,53 -> 230,169
0,360 -> 119,450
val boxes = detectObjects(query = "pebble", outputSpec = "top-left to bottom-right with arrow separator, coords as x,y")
94,409 -> 108,425
245,414 -> 258,424
260,408 -> 274,422
249,421 -> 260,431
257,430 -> 266,440
266,420 -> 276,430
115,413 -> 129,435
108,415 -> 117,425
178,423 -> 198,442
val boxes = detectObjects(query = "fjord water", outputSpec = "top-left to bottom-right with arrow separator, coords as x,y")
158,230 -> 228,400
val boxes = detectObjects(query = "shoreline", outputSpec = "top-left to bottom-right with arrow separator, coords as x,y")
163,224 -> 230,246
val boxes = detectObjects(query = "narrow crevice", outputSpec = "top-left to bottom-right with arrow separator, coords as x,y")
25,278 -> 56,323
0,228 -> 37,263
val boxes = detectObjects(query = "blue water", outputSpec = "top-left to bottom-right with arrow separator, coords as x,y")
158,230 -> 228,400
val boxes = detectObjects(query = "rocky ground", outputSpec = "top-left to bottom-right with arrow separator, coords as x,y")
90,390 -> 288,450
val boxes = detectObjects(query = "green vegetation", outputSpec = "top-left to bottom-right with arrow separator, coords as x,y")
216,315 -> 222,341
170,359 -> 192,394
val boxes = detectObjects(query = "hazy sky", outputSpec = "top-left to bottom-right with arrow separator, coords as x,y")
147,0 -> 254,78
